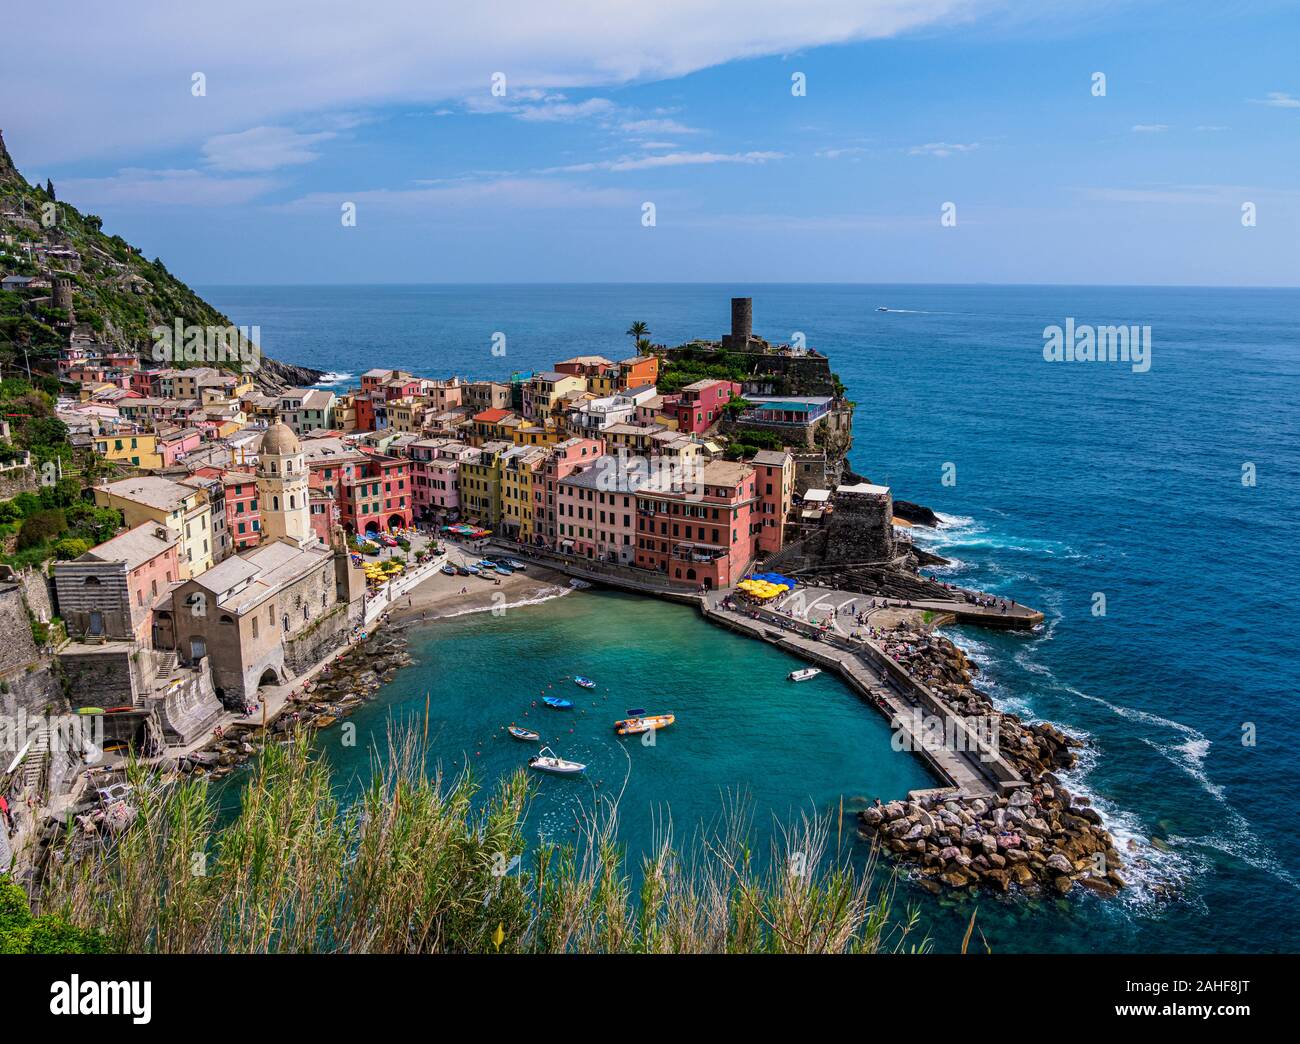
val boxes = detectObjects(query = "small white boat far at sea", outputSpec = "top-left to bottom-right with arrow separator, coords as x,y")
789,668 -> 822,682
528,747 -> 587,775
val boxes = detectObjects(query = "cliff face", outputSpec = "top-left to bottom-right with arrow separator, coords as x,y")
0,131 -> 320,392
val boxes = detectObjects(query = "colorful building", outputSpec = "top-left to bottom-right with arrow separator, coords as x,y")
633,459 -> 758,589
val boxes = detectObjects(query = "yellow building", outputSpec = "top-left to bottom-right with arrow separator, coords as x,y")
389,396 -> 430,434
459,441 -> 511,526
511,420 -> 564,448
94,475 -> 215,578
522,372 -> 586,421
500,446 -> 547,542
94,433 -> 163,469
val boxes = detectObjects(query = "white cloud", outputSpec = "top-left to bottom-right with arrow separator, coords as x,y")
907,141 -> 979,157
56,168 -> 278,207
1130,124 -> 1168,133
816,145 -> 870,159
1249,91 -> 1300,108
619,118 -> 702,135
0,0 -> 988,164
543,150 -> 785,173
282,177 -> 638,212
202,126 -> 336,172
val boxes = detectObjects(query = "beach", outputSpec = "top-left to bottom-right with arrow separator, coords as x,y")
386,544 -> 574,626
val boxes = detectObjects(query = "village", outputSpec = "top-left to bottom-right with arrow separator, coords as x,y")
0,278 -> 1127,903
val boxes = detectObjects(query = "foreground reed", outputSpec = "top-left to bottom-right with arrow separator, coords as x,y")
34,728 -> 927,954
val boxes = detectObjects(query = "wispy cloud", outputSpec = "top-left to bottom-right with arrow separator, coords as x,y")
282,177 -> 638,213
619,118 -> 702,135
907,141 -> 979,157
816,146 -> 870,160
542,150 -> 784,173
1249,91 -> 1300,108
202,126 -> 337,172
1130,124 -> 1168,133
56,168 -> 279,207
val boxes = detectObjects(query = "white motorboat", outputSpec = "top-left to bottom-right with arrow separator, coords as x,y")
788,668 -> 822,682
528,747 -> 587,775
569,578 -> 592,590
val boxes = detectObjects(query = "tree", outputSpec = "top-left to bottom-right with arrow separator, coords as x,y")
45,179 -> 55,201
626,321 -> 650,355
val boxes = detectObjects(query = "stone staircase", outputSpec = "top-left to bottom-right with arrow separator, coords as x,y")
20,721 -> 50,791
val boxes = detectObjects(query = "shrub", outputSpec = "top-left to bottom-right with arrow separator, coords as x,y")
16,508 -> 66,549
54,537 -> 91,560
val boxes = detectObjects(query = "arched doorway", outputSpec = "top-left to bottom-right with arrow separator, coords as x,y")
257,667 -> 280,687
365,521 -> 380,536
388,514 -> 405,531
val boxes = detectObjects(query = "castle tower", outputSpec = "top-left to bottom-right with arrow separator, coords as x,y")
53,277 -> 75,324
731,297 -> 753,340
256,422 -> 313,547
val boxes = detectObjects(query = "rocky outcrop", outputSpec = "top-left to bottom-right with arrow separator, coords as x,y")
858,632 -> 1126,897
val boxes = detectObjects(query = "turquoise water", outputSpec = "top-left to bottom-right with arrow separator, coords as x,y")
316,590 -> 933,858
203,283 -> 1300,952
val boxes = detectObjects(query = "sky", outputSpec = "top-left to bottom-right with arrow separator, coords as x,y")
2,0 -> 1298,286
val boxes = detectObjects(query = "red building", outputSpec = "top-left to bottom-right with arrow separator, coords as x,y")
668,379 -> 742,435
338,452 -> 412,535
634,459 -> 758,589
222,469 -> 262,551
751,449 -> 793,557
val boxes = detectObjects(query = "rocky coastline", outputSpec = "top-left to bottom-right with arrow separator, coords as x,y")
174,628 -> 412,779
857,629 -> 1128,897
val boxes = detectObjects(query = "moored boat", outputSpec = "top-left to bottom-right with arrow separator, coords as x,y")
569,578 -> 591,589
528,747 -> 587,775
507,724 -> 540,741
573,676 -> 596,689
789,667 -> 822,682
542,695 -> 573,709
614,713 -> 675,736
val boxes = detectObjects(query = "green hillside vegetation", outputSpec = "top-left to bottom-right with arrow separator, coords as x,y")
0,132 -> 253,378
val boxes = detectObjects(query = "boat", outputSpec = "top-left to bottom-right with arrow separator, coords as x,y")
528,747 -> 586,775
507,724 -> 540,741
789,668 -> 822,682
573,676 -> 596,689
493,565 -> 514,577
465,565 -> 481,575
77,707 -> 104,715
504,558 -> 527,570
614,713 -> 675,736
441,564 -> 457,575
569,578 -> 591,589
455,565 -> 471,576
876,306 -> 889,312
542,696 -> 573,709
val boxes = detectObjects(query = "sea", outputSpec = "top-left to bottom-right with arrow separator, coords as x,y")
201,283 -> 1300,953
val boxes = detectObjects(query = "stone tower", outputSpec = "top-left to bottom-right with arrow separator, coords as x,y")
53,277 -> 75,324
256,422 -> 313,547
722,297 -> 754,349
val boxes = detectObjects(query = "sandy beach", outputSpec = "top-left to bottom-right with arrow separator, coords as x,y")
385,548 -> 574,628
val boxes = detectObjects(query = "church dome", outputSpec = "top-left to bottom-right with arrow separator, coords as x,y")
259,421 -> 301,456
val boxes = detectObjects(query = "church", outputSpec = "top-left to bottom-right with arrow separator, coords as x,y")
163,423 -> 367,706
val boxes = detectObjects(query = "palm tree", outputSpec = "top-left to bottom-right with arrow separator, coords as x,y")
626,321 -> 650,355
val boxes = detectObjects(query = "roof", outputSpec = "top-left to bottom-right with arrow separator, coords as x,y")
196,539 -> 332,613
802,488 -> 831,503
556,355 -> 614,367
473,408 -> 514,423
561,458 -> 644,493
751,450 -> 792,466
836,482 -> 891,497
99,476 -> 201,512
260,422 -> 301,455
80,523 -> 177,570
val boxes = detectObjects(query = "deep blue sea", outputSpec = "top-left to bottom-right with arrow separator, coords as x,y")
203,283 -> 1300,953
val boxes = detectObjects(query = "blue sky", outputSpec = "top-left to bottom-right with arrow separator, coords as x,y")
4,0 -> 1299,285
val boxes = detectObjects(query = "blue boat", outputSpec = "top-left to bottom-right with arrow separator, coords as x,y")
573,676 -> 596,689
493,566 -> 514,577
543,696 -> 573,709
465,565 -> 481,575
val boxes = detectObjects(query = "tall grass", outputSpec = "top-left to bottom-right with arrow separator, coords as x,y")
35,728 -> 927,954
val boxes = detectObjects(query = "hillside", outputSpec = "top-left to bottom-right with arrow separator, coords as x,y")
0,131 -> 320,391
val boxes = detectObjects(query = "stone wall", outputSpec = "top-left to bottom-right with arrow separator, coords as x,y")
0,582 -> 40,676
0,463 -> 38,501
283,600 -> 355,678
56,645 -> 140,709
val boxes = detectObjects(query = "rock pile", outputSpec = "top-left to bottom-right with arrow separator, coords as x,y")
858,633 -> 1126,897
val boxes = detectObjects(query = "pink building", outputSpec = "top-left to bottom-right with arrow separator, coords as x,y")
157,426 -> 203,466
222,469 -> 261,551
668,379 -> 741,435
634,459 -> 758,589
534,437 -> 604,547
751,449 -> 793,557
555,457 -> 638,563
408,438 -> 475,521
